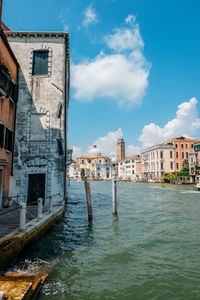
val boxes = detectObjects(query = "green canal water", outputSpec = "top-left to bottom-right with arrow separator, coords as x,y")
26,181 -> 200,299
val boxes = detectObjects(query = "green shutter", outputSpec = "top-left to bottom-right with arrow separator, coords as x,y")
32,51 -> 48,75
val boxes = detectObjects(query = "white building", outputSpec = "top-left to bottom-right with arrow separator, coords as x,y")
141,143 -> 175,182
69,145 -> 112,180
6,31 -> 70,203
118,155 -> 141,181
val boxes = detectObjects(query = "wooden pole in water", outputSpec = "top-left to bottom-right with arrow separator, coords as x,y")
112,168 -> 117,215
84,176 -> 93,221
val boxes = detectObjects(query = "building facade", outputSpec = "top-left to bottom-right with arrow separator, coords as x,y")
141,143 -> 175,182
163,137 -> 200,172
188,142 -> 200,183
0,25 -> 18,206
6,31 -> 70,204
70,155 -> 112,180
118,155 -> 141,181
116,138 -> 125,161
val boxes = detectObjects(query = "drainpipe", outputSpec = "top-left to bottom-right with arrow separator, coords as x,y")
63,34 -> 70,202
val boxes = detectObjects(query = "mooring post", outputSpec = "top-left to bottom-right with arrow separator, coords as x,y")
84,176 -> 93,221
37,198 -> 43,218
20,202 -> 26,230
0,291 -> 5,300
112,168 -> 117,215
49,196 -> 53,213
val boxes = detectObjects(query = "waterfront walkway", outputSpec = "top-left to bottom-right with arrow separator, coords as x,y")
0,206 -> 46,238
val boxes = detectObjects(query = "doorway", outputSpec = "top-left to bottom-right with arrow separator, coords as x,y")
28,173 -> 46,204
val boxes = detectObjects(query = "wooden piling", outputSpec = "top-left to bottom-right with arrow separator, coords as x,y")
84,177 -> 93,221
112,171 -> 117,215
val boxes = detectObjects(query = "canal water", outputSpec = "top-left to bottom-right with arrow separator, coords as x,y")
25,181 -> 200,299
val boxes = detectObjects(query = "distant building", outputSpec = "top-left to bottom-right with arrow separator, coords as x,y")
116,138 -> 125,161
141,143 -> 175,182
0,23 -> 19,206
189,142 -> 200,183
6,31 -> 70,204
163,137 -> 200,172
118,155 -> 141,181
75,155 -> 112,180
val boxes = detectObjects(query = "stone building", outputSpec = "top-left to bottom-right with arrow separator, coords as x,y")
141,143 -> 175,182
5,31 -> 70,204
0,24 -> 19,206
116,138 -> 125,161
118,155 -> 141,182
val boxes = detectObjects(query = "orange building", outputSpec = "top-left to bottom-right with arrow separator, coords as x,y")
164,136 -> 200,172
0,22 -> 19,206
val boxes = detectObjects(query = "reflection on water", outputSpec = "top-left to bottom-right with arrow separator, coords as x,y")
18,182 -> 200,299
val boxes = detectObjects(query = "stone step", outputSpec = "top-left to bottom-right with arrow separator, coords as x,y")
0,270 -> 50,299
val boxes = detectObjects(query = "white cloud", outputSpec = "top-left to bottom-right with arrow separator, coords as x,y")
139,97 -> 200,148
72,146 -> 82,159
72,15 -> 150,107
58,12 -> 69,32
88,128 -> 123,157
126,145 -> 141,156
104,15 -> 143,52
63,24 -> 69,31
125,14 -> 136,24
83,5 -> 98,26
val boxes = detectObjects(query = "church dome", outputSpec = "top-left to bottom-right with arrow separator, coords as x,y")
111,156 -> 117,163
89,144 -> 101,156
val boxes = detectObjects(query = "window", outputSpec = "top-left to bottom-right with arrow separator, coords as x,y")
160,151 -> 163,159
5,128 -> 13,152
181,144 -> 184,148
176,163 -> 179,169
186,144 -> 188,148
186,152 -> 188,159
182,152 -> 184,159
170,162 -> 173,169
191,144 -> 193,148
0,123 -> 5,148
32,51 -> 48,75
176,152 -> 178,158
160,162 -> 163,169
82,160 -> 84,164
175,144 -> 178,148
99,160 -> 101,163
88,159 -> 91,163
56,138 -> 64,155
132,170 -> 134,174
191,158 -> 193,164
170,151 -> 173,159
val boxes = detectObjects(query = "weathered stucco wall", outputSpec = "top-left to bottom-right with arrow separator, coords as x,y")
7,35 -> 68,203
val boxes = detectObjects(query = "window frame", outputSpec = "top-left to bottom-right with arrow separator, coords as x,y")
32,50 -> 49,76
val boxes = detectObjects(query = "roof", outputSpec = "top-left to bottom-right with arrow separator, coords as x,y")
164,136 -> 200,143
125,155 -> 141,159
78,155 -> 110,159
5,31 -> 69,38
1,22 -> 10,31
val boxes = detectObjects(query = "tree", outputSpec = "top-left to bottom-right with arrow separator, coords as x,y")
182,159 -> 189,171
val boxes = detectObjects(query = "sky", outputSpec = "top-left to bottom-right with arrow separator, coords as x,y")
3,0 -> 200,158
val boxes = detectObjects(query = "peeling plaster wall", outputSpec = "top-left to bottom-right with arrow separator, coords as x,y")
7,36 -> 67,203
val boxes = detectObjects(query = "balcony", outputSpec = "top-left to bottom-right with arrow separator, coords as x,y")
0,68 -> 17,102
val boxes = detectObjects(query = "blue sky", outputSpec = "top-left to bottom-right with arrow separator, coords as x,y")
3,0 -> 200,158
